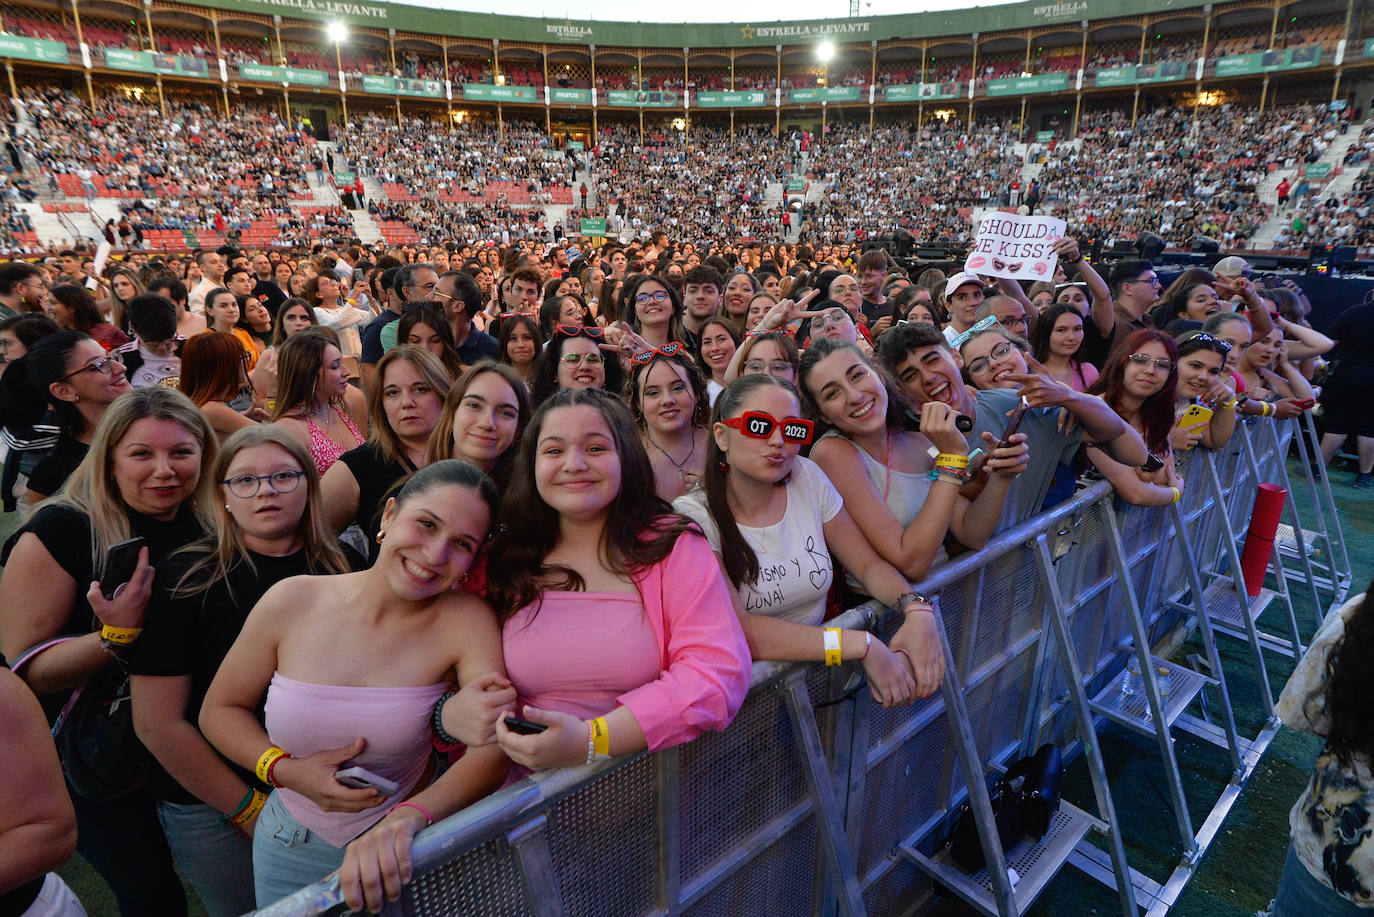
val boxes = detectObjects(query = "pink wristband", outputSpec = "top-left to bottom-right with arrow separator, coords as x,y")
390,800 -> 433,827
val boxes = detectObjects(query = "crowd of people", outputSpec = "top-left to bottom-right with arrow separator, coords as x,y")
0,206 -> 1368,917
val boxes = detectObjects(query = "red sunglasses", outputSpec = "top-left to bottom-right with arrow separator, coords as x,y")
723,411 -> 814,444
554,324 -> 604,339
631,342 -> 685,365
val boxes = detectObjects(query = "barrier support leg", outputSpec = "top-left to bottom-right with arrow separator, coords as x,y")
1098,501 -> 1198,860
1033,533 -> 1140,917
1301,412 -> 1352,604
780,668 -> 868,917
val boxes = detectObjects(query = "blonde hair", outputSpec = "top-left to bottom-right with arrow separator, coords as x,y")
51,387 -> 218,578
174,425 -> 347,598
367,346 -> 453,468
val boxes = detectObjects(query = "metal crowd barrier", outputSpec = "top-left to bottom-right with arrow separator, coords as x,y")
251,415 -> 1350,917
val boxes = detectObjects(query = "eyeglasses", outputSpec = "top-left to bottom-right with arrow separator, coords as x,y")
1126,353 -> 1175,372
631,343 -> 684,365
222,469 -> 306,499
1127,275 -> 1161,287
635,290 -> 671,305
560,352 -> 604,366
966,341 -> 1016,377
829,283 -> 860,296
554,324 -> 604,339
743,359 -> 795,376
812,308 -> 852,328
998,315 -> 1029,331
723,411 -> 814,444
58,352 -> 123,381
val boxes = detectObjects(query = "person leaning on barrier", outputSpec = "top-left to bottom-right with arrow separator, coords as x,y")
673,374 -> 942,705
875,321 -> 1146,523
433,387 -> 750,772
798,338 -> 1027,585
1169,331 -> 1239,452
1084,329 -> 1186,507
199,460 -> 511,913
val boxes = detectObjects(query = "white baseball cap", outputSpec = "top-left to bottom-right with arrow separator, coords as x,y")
944,272 -> 987,300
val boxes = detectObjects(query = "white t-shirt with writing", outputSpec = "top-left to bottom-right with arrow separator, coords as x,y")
674,456 -> 843,626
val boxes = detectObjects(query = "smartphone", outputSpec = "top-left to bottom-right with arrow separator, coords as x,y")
503,715 -> 549,735
997,397 -> 1031,450
333,765 -> 400,795
1177,404 -> 1213,431
99,537 -> 146,600
1141,451 -> 1165,473
1292,398 -> 1316,410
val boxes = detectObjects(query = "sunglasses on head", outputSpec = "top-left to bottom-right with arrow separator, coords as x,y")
723,411 -> 814,444
554,324 -> 604,339
631,342 -> 685,365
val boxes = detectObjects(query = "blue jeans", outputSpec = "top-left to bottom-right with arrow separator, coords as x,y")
1270,844 -> 1374,916
156,801 -> 256,917
252,791 -> 347,908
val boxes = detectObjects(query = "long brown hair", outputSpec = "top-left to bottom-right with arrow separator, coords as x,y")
367,346 -> 452,468
701,374 -> 800,589
485,387 -> 693,619
425,360 -> 531,484
1089,328 -> 1178,453
269,329 -> 340,421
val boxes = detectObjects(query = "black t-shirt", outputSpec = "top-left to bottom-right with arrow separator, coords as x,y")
254,279 -> 286,317
128,545 -> 360,803
339,443 -> 410,562
25,437 -> 88,499
2,503 -> 205,639
861,298 -> 887,325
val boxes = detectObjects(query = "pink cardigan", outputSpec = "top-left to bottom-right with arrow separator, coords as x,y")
618,528 -> 752,751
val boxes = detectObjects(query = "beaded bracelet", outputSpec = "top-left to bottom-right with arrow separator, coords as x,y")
432,690 -> 461,746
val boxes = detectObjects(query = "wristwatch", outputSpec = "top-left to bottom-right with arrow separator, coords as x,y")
896,592 -> 934,615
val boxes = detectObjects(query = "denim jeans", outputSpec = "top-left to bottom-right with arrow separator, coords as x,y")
156,801 -> 256,917
1269,844 -> 1374,917
252,791 -> 348,908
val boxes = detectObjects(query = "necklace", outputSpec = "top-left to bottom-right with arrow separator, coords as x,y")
646,430 -> 696,480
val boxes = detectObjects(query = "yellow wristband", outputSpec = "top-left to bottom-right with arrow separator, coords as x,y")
230,789 -> 268,827
589,717 -> 610,757
933,452 -> 969,468
1169,486 -> 1182,504
823,627 -> 843,667
100,625 -> 141,645
255,746 -> 289,785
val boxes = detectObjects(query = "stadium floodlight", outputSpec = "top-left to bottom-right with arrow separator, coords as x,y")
816,41 -> 835,62
326,21 -> 347,43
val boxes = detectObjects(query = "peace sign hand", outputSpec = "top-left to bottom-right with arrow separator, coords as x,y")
1002,354 -> 1075,410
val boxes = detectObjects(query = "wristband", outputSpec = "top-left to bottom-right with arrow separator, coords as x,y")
1261,401 -> 1274,417
1217,397 -> 1238,411
390,800 -> 433,827
858,632 -> 873,662
100,625 -> 141,645
1169,486 -> 1182,504
589,717 -> 610,757
823,628 -> 843,666
255,746 -> 290,786
933,452 -> 969,468
228,789 -> 267,828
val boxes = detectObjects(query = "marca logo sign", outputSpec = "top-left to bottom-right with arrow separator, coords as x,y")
1031,0 -> 1087,19
546,22 -> 593,41
258,0 -> 388,21
742,21 -> 871,40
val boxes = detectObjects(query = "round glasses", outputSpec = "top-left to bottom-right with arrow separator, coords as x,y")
222,470 -> 307,499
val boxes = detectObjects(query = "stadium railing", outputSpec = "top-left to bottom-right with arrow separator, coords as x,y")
251,415 -> 1349,917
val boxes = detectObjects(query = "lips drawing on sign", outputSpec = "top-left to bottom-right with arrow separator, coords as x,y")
1034,262 -> 1048,275
992,258 -> 1006,271
1007,262 -> 1023,273
966,256 -> 986,270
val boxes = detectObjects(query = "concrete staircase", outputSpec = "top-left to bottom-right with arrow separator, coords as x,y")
1250,120 -> 1371,246
349,209 -> 384,245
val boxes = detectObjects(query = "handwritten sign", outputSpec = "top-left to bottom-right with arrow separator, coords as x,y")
964,213 -> 1065,281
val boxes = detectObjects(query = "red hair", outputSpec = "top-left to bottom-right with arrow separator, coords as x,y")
1089,328 -> 1178,453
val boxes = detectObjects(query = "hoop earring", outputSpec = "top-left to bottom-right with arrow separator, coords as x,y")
375,530 -> 385,544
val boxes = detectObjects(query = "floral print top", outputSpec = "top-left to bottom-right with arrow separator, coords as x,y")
1276,592 -> 1374,906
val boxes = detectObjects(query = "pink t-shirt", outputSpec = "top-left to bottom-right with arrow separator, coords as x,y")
503,592 -> 661,720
